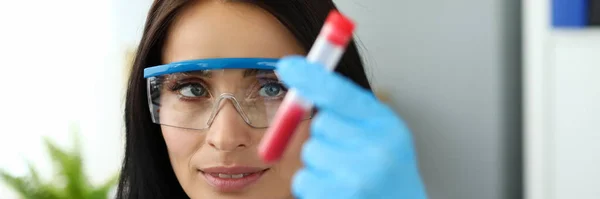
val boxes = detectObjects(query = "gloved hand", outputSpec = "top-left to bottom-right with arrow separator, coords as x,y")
275,56 -> 428,199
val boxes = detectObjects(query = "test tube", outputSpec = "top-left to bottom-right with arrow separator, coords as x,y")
258,10 -> 356,163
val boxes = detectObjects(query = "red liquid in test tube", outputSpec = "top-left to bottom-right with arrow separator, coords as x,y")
258,10 -> 356,163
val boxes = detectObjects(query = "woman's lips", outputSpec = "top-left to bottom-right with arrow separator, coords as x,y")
199,166 -> 269,192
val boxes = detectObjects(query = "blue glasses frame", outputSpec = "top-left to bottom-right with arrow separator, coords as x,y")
143,58 -> 280,78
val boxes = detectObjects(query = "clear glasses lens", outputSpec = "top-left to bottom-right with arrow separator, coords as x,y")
147,69 -> 312,130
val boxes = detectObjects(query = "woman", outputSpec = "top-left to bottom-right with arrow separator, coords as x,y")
117,0 -> 427,198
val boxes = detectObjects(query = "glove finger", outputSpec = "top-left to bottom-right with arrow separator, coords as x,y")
311,109 -> 415,155
310,110 -> 377,146
276,56 -> 392,120
292,168 -> 336,199
308,114 -> 420,176
300,137 -> 393,199
301,135 -> 367,174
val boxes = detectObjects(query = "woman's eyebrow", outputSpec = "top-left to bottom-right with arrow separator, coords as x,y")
179,69 -> 273,78
185,70 -> 212,78
244,69 -> 274,77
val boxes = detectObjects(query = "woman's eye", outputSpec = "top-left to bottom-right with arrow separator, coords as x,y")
259,83 -> 287,98
179,84 -> 208,97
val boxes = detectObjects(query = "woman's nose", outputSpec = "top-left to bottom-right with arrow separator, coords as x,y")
205,99 -> 252,152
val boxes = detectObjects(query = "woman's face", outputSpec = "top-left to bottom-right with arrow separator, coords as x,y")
160,1 -> 307,199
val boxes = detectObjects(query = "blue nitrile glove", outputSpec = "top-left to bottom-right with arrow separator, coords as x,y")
276,56 -> 428,199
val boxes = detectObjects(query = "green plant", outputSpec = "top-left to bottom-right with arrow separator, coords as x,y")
0,127 -> 118,199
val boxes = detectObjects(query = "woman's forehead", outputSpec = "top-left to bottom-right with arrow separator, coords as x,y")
162,1 -> 305,64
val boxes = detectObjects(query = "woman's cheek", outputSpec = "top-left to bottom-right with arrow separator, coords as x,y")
161,126 -> 203,169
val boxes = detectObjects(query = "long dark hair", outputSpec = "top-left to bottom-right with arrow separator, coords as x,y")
117,1 -> 372,198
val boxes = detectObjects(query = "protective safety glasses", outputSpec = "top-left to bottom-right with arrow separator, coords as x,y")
144,58 -> 313,130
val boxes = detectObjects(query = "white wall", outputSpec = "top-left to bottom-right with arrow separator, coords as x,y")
524,0 -> 600,198
0,0 -> 126,198
552,31 -> 600,199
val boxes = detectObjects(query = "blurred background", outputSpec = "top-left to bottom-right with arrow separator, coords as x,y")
0,0 -> 598,198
